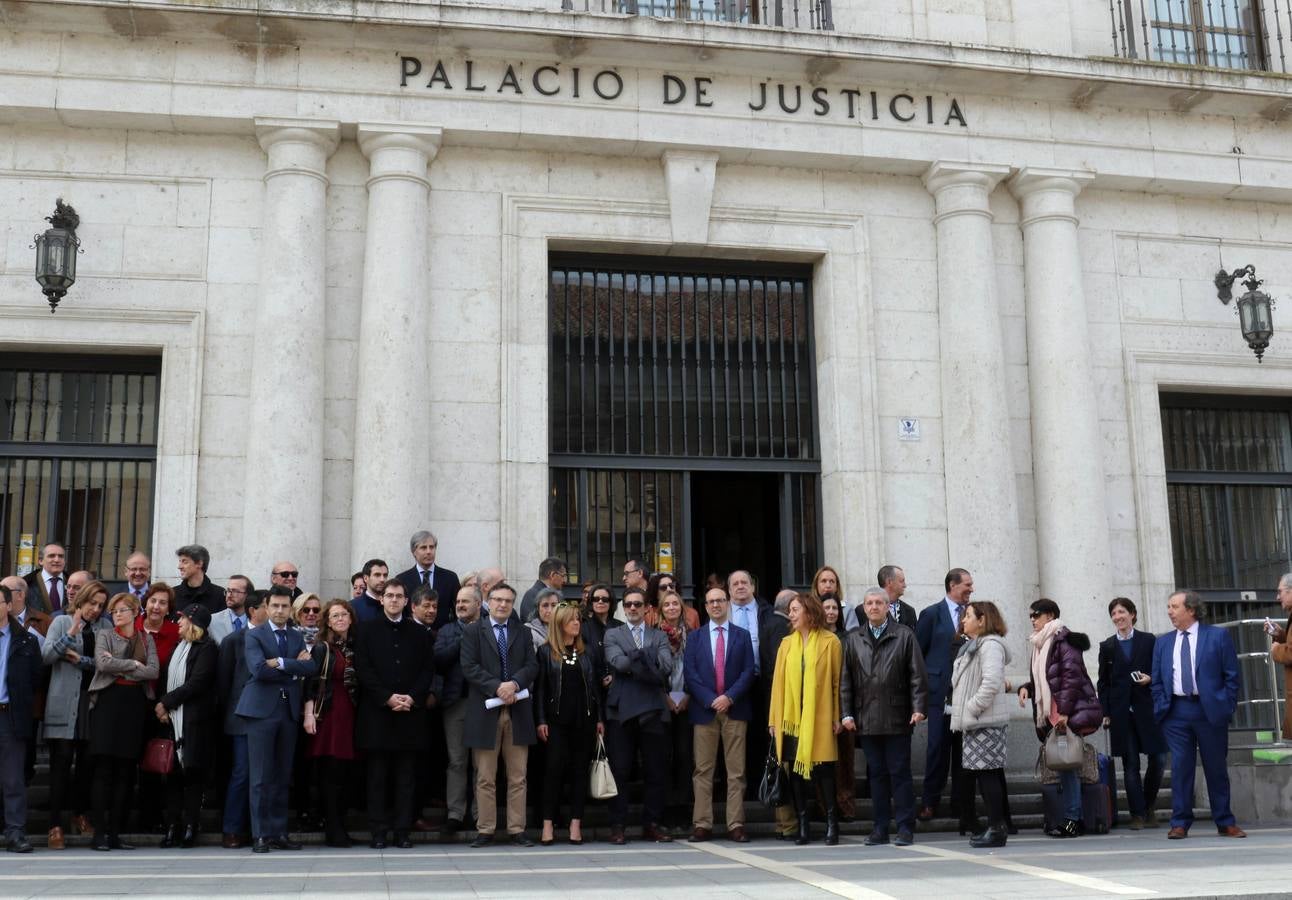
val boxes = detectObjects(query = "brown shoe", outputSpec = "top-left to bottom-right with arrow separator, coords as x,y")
728,826 -> 750,843
1128,816 -> 1145,830
221,833 -> 245,849
46,827 -> 65,850
643,825 -> 673,843
1217,825 -> 1247,838
1167,827 -> 1188,839
688,827 -> 712,843
916,806 -> 935,822
413,818 -> 436,833
72,815 -> 92,836
608,829 -> 627,846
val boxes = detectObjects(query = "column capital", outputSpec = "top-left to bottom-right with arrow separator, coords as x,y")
922,161 -> 1011,224
253,118 -> 340,185
358,123 -> 442,189
1009,167 -> 1095,227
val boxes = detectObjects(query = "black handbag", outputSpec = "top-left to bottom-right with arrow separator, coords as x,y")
758,742 -> 787,809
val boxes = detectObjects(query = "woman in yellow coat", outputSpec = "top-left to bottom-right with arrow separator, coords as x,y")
769,591 -> 844,845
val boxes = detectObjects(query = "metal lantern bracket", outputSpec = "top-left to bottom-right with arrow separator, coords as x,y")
1215,263 -> 1277,363
31,198 -> 83,314
1215,264 -> 1261,303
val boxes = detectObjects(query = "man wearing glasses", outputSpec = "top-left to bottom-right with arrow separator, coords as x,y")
121,553 -> 152,603
519,557 -> 567,622
270,561 -> 303,600
174,544 -> 227,615
209,574 -> 256,645
620,560 -> 649,624
603,586 -> 674,844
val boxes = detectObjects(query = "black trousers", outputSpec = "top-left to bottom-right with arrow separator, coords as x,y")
47,738 -> 92,831
975,767 -> 1008,828
314,756 -> 353,841
541,719 -> 594,822
606,713 -> 669,828
367,749 -> 417,836
92,756 -> 135,838
164,764 -> 204,829
665,711 -> 693,825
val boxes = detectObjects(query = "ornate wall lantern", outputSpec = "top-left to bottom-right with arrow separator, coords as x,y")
33,199 -> 81,313
1215,264 -> 1276,362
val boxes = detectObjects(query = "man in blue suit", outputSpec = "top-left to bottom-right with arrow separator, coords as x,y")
683,586 -> 756,843
1151,589 -> 1245,839
235,585 -> 319,853
914,567 -> 971,821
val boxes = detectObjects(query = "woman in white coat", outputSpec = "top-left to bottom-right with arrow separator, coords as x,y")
950,600 -> 1011,849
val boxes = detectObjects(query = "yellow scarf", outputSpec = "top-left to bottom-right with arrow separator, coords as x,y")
780,628 -> 822,778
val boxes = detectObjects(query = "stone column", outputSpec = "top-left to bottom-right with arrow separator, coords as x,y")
241,118 -> 339,584
922,162 -> 1023,618
1010,168 -> 1112,640
350,124 -> 442,564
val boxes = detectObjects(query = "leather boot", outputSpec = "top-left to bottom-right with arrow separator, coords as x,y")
791,775 -> 811,845
816,766 -> 840,846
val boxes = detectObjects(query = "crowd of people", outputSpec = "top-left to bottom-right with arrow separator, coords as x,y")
0,536 -> 1267,854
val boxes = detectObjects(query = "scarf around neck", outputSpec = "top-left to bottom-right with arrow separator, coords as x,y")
1028,617 -> 1065,729
781,628 -> 824,778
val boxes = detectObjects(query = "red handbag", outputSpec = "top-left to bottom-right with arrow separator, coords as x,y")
140,737 -> 175,776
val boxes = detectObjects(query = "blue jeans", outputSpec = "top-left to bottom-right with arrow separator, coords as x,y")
860,734 -> 915,835
222,734 -> 249,835
1057,768 -> 1082,822
1122,721 -> 1165,818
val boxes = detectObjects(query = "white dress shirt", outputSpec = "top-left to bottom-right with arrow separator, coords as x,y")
1172,621 -> 1200,696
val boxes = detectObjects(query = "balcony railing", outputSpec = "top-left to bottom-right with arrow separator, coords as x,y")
563,0 -> 833,31
1109,0 -> 1291,72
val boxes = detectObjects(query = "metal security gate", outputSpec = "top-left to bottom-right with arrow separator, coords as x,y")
0,354 -> 160,579
549,254 -> 822,591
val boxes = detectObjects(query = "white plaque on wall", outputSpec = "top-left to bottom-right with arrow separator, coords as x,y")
898,418 -> 921,441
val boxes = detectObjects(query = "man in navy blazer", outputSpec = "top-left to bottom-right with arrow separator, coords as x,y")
235,585 -> 319,853
683,586 -> 756,843
914,567 -> 971,821
217,589 -> 269,849
1150,590 -> 1245,839
395,529 -> 461,628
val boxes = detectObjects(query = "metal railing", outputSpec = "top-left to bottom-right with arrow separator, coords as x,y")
1216,618 -> 1285,741
563,0 -> 833,30
1108,0 -> 1290,72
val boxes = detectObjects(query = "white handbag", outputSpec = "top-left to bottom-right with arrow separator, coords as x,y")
589,734 -> 618,799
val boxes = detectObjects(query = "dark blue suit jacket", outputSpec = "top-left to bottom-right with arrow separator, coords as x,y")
233,623 -> 317,722
395,565 -> 461,628
683,621 -> 755,724
915,599 -> 961,705
1150,623 -> 1240,728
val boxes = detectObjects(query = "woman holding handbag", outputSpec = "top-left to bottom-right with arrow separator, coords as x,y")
1018,598 -> 1103,838
154,604 -> 219,849
87,592 -> 159,851
535,603 -> 604,845
303,599 -> 359,847
949,601 -> 1011,848
659,590 -> 693,832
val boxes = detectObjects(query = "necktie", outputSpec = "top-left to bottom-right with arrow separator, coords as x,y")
890,603 -> 900,621
421,569 -> 430,586
633,626 -> 643,649
232,616 -> 244,633
951,604 -> 961,632
275,628 -> 287,659
1180,631 -> 1195,696
495,624 -> 510,680
714,626 -> 726,696
48,577 -> 61,612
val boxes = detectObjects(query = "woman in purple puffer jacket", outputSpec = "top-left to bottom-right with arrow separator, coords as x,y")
1018,597 -> 1102,838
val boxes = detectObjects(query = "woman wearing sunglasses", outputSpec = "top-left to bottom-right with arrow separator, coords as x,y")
645,573 -> 699,630
581,583 -> 619,686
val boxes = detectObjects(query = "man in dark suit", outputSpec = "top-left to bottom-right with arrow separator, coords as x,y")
519,557 -> 567,622
461,583 -> 538,847
218,589 -> 268,849
355,580 -> 434,849
844,565 -> 917,630
1097,597 -> 1166,829
434,585 -> 484,838
603,586 -> 674,844
683,586 -> 756,844
174,544 -> 226,615
396,530 -> 461,628
22,541 -> 67,615
1150,589 -> 1245,839
353,559 -> 388,624
914,567 -> 971,821
235,585 -> 319,853
0,583 -> 43,853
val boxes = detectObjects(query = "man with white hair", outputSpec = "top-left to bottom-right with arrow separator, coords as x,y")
395,531 -> 460,627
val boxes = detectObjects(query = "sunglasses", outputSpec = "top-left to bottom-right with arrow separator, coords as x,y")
622,600 -> 645,609
658,582 -> 675,590
592,595 -> 611,603
275,571 -> 300,579
1029,612 -> 1041,619
302,607 -> 321,615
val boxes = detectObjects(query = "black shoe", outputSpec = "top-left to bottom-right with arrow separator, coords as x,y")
825,811 -> 839,846
370,833 -> 388,850
508,833 -> 534,847
394,833 -> 413,849
442,818 -> 463,834
108,836 -> 136,850
864,831 -> 889,846
894,830 -> 914,847
470,832 -> 493,848
91,833 -> 111,852
159,826 -> 178,849
252,837 -> 271,853
1049,819 -> 1080,839
181,826 -> 197,849
6,837 -> 33,854
270,835 -> 302,851
969,826 -> 1007,849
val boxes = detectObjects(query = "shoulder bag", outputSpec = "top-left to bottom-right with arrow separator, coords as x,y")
1043,727 -> 1086,771
758,742 -> 787,808
589,733 -> 617,799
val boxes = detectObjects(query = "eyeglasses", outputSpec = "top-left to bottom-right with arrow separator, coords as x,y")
274,571 -> 299,579
622,600 -> 645,609
111,606 -> 133,616
225,588 -> 246,596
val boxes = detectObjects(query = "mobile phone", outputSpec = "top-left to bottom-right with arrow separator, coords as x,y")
1265,617 -> 1278,636
1130,670 -> 1144,682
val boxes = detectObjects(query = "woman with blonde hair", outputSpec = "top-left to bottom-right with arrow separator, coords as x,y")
293,593 -> 323,649
534,602 -> 604,845
88,592 -> 158,851
154,604 -> 219,848
659,590 -> 693,829
769,592 -> 844,845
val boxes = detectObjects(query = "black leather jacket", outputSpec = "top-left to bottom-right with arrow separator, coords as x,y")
534,644 -> 604,727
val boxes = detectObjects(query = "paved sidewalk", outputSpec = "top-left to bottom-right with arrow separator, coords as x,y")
2,827 -> 1288,899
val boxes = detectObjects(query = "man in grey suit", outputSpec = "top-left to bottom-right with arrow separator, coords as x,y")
603,586 -> 674,844
218,589 -> 267,848
461,583 -> 539,848
234,585 -> 318,853
209,575 -> 254,646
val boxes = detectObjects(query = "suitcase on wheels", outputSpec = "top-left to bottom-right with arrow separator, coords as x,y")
1098,731 -> 1119,828
1043,780 -> 1112,834
1041,783 -> 1065,832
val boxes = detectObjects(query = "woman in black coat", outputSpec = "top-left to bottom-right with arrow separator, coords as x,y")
535,603 -> 604,845
1096,597 -> 1167,828
154,604 -> 219,848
